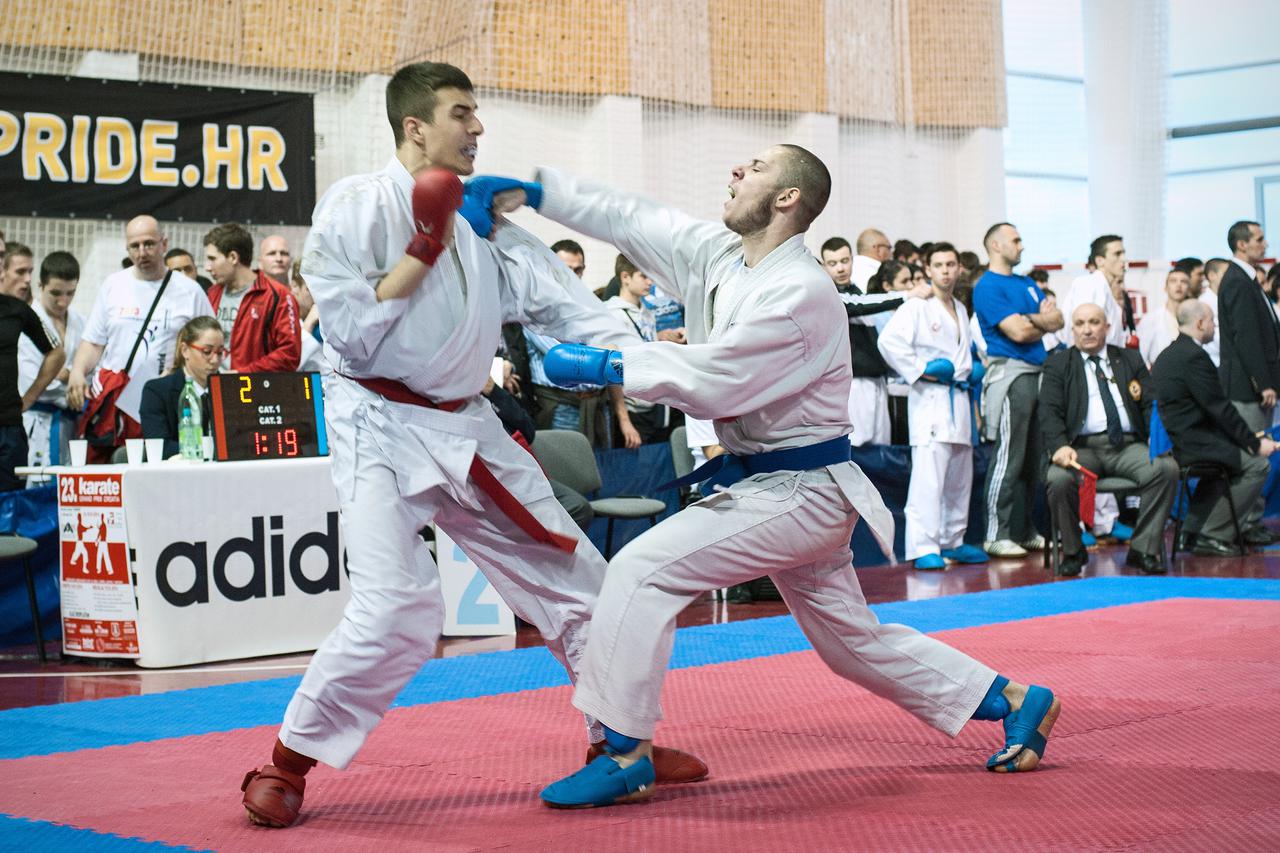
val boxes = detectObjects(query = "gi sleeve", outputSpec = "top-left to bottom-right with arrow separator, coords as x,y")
300,177 -> 401,363
490,222 -> 636,351
875,301 -> 925,383
621,281 -> 825,420
533,166 -> 736,305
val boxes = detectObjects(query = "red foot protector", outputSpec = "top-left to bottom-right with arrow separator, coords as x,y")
2,598 -> 1279,850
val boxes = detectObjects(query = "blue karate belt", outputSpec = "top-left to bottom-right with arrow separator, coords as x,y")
660,434 -> 853,496
924,376 -> 981,447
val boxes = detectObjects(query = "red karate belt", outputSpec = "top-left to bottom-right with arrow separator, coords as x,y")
1074,462 -> 1099,528
347,375 -> 578,554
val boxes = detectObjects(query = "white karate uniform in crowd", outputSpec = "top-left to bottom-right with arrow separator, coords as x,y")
839,289 -> 900,447
288,157 -> 634,769
19,301 -> 85,467
534,166 -> 996,741
877,296 -> 974,560
1137,307 -> 1178,368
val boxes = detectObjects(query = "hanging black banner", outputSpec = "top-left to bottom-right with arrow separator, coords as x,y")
0,72 -> 315,225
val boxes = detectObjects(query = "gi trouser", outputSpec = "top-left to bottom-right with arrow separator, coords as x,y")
1230,401 -> 1269,528
904,441 -> 972,560
847,377 -> 890,446
280,386 -> 604,769
984,373 -> 1042,543
572,469 -> 995,740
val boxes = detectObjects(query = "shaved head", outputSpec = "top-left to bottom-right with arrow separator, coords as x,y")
772,144 -> 830,231
124,215 -> 168,278
1072,302 -> 1105,324
1177,299 -> 1210,328
856,228 -> 889,258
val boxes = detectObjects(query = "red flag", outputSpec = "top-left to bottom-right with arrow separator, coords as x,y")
1076,464 -> 1098,528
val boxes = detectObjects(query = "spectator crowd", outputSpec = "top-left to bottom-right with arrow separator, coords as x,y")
3,207 -> 1277,575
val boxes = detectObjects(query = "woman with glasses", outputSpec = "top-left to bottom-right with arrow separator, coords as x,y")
139,316 -> 222,459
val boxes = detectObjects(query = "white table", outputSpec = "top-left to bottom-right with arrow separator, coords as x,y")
30,458 -> 512,668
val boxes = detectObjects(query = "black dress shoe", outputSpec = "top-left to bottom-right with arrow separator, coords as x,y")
1125,549 -> 1165,575
1243,526 -> 1277,546
1055,552 -> 1087,577
1191,536 -> 1244,557
1174,530 -> 1197,552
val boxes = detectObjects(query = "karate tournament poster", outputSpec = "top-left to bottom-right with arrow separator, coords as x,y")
58,472 -> 140,657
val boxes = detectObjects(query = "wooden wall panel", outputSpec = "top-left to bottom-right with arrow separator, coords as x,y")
907,0 -> 1005,127
708,0 -> 826,113
491,0 -> 629,95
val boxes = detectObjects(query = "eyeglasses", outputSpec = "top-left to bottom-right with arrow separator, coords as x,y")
186,344 -> 227,357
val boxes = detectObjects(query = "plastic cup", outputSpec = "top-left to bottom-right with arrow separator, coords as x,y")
125,438 -> 145,465
145,438 -> 166,464
201,435 -> 215,461
68,440 -> 88,467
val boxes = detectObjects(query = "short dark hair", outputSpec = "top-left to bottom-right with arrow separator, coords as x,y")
3,242 -> 32,268
924,241 -> 958,266
1174,256 -> 1203,273
1205,257 -> 1230,279
957,250 -> 980,271
893,239 -> 919,261
386,62 -> 474,146
39,251 -> 79,284
550,239 -> 584,256
1089,234 -> 1122,266
1228,220 -> 1260,253
615,254 -> 638,277
1027,268 -> 1050,285
165,247 -> 193,262
775,144 -> 830,230
820,236 -> 851,256
203,223 -> 255,267
983,222 -> 1013,251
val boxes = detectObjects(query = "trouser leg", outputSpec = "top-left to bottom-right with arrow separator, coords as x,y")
904,442 -> 945,560
1103,443 -> 1177,555
1199,450 -> 1269,541
1044,448 -> 1100,557
984,374 -> 1040,542
1230,402 -> 1268,527
280,443 -> 445,769
771,545 -> 996,737
940,443 -> 974,550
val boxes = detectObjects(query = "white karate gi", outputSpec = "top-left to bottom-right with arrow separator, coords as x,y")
19,302 -> 85,467
839,290 -> 900,447
285,157 -> 633,769
534,167 -> 996,741
876,297 -> 974,560
1199,288 -> 1221,366
1136,307 -> 1178,368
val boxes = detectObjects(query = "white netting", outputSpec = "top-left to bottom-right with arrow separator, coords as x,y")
2,0 -> 1010,306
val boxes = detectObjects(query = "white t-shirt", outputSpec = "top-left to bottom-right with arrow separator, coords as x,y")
83,268 -> 214,419
215,285 -> 250,369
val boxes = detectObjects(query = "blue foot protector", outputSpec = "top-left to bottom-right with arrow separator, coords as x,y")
986,685 -> 1061,773
971,674 -> 1010,721
942,544 -> 989,564
540,754 -> 656,809
1081,531 -> 1097,547
1107,522 -> 1134,542
914,553 -> 946,570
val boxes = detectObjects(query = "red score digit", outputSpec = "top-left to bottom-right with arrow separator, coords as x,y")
284,428 -> 299,456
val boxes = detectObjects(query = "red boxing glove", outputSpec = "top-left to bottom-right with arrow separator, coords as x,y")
406,168 -> 463,266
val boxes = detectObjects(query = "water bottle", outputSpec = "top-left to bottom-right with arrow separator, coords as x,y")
178,378 -> 203,460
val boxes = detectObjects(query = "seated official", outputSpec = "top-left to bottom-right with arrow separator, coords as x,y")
139,317 -> 221,459
1041,304 -> 1178,577
1152,300 -> 1277,556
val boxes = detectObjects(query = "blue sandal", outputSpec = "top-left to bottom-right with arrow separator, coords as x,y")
541,753 -> 656,808
986,685 -> 1061,773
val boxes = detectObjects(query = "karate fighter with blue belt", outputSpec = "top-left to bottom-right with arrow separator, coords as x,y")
466,144 -> 1062,809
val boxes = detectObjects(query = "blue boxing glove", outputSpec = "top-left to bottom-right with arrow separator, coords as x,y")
969,357 -> 986,386
922,358 -> 955,384
544,343 -> 624,387
461,175 -> 545,239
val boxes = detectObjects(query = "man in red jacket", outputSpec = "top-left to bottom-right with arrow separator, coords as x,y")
203,223 -> 301,372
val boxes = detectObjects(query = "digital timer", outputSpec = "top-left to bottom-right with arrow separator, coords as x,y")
208,372 -> 329,461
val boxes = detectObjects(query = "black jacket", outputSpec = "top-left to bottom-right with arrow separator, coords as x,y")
1040,344 -> 1152,452
139,371 -> 210,459
1217,260 -> 1280,402
840,285 -> 904,378
1153,333 -> 1260,471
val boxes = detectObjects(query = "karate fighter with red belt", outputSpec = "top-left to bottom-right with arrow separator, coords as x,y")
238,61 -> 705,829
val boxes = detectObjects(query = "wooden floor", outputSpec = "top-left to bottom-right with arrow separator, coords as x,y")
2,538 -> 1277,712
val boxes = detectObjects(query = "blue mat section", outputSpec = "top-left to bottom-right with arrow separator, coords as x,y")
1,575 -> 1277,762
0,815 -> 209,851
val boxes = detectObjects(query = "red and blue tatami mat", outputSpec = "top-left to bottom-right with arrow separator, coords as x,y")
2,576 -> 1279,851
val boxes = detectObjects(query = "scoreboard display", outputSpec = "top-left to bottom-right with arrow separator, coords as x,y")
208,372 -> 328,461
